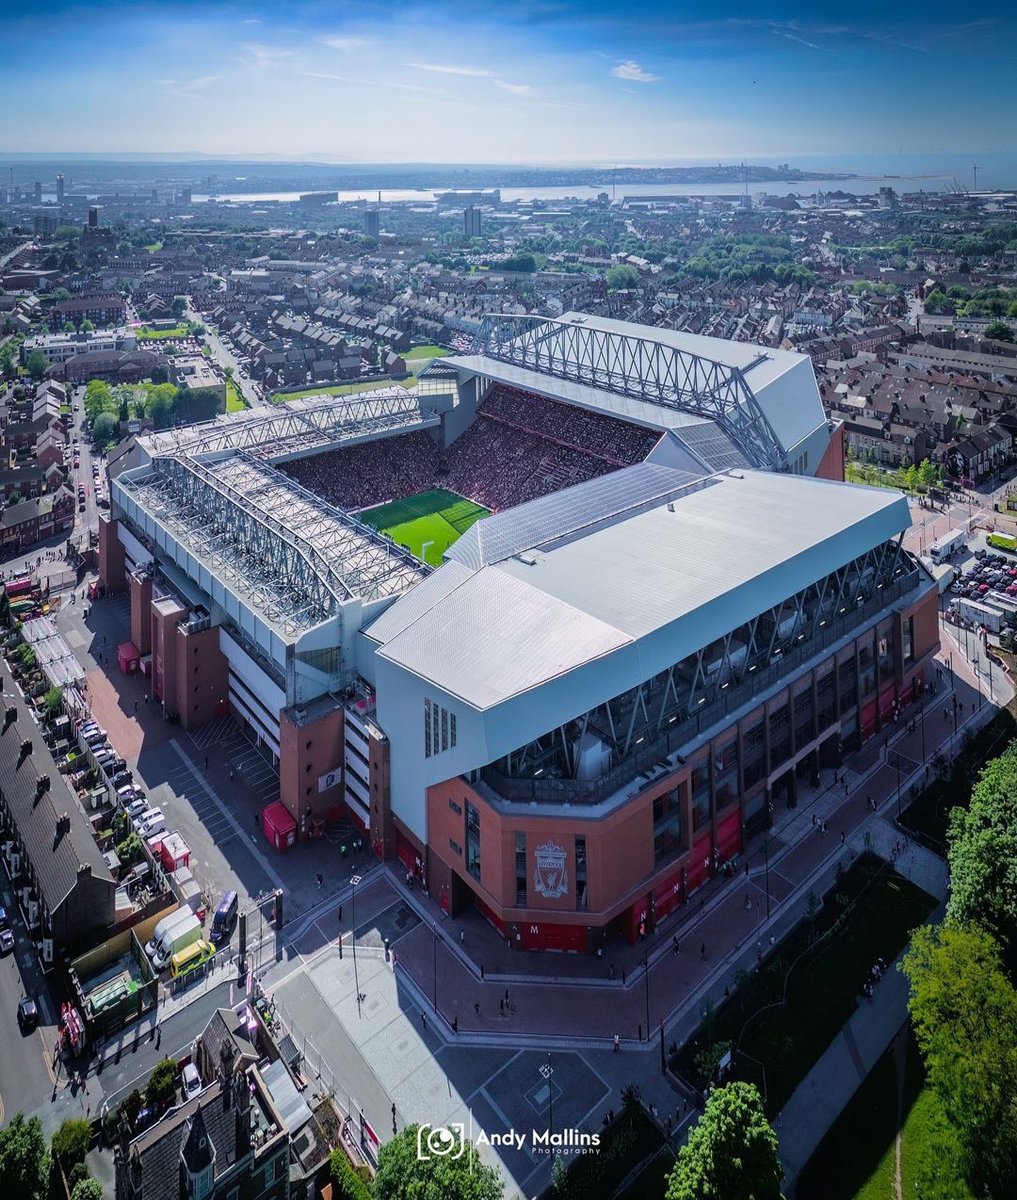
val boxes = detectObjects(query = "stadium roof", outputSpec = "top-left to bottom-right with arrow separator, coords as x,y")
446,462 -> 709,570
449,311 -> 828,468
114,450 -> 427,637
372,470 -> 911,710
133,388 -> 439,465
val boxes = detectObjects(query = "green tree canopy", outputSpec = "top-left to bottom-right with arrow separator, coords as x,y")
0,1113 -> 50,1200
946,741 -> 1017,958
70,1180 -> 104,1200
666,1082 -> 783,1200
146,1058 -> 179,1109
606,264 -> 641,290
92,411 -> 119,448
902,922 -> 1017,1197
51,1119 -> 91,1170
374,1126 -> 504,1200
25,350 -> 49,379
985,321 -> 1015,343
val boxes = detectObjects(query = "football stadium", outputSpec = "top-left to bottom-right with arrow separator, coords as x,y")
101,312 -> 940,950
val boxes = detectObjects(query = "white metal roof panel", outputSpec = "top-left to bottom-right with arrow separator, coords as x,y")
376,568 -> 632,709
377,471 -> 911,710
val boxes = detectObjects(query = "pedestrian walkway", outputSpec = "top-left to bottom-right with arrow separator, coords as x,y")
777,920 -> 941,1190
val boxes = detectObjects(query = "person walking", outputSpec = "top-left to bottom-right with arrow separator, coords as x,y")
613,1033 -> 620,1052
700,942 -> 707,962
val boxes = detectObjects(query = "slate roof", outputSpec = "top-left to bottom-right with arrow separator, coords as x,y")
0,659 -> 113,916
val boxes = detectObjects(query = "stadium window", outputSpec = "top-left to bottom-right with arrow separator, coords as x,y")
449,838 -> 463,857
515,832 -> 527,905
450,712 -> 457,747
441,707 -> 448,752
449,798 -> 462,816
575,836 -> 588,911
424,698 -> 432,759
466,802 -> 481,882
903,615 -> 915,664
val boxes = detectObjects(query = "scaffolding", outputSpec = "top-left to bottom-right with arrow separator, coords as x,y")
472,314 -> 786,469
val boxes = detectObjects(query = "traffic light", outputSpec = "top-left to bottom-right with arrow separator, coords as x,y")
273,889 -> 283,931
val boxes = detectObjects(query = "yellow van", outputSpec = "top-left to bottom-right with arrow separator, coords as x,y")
170,939 -> 215,979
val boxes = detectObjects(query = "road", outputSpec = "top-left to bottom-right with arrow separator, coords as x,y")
0,881 -> 58,1128
184,303 -> 264,408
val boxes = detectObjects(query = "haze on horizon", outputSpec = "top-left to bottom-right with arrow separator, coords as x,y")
3,0 -> 1015,163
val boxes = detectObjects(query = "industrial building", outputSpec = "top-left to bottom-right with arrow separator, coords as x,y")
99,314 -> 938,947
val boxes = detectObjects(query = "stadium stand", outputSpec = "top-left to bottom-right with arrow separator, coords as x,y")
280,385 -> 659,515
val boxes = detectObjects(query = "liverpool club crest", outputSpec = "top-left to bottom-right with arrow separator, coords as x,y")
533,840 -> 569,899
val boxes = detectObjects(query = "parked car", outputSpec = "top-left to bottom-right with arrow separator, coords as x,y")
182,1063 -> 203,1100
110,770 -> 133,789
17,997 -> 38,1031
0,929 -> 14,955
124,798 -> 150,821
137,811 -> 167,839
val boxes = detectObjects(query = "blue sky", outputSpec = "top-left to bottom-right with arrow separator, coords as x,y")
2,1 -> 1015,161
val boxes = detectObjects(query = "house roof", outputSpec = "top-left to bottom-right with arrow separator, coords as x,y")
0,659 -> 114,915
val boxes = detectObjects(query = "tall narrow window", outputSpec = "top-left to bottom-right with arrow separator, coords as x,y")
441,707 -> 449,752
575,837 -> 588,911
515,832 -> 527,905
466,802 -> 481,881
424,698 -> 432,759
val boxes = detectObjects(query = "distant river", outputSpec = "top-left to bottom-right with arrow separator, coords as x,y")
189,177 -> 956,205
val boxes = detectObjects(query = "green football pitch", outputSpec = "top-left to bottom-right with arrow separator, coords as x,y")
359,489 -> 490,566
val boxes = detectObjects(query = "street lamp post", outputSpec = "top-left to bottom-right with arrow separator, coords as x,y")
642,951 -> 650,1043
895,758 -> 902,822
351,874 -> 362,1019
432,923 -> 438,1013
764,834 -> 771,920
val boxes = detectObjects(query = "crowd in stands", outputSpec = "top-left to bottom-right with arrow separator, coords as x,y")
278,386 -> 657,515
281,430 -> 439,510
480,386 -> 659,465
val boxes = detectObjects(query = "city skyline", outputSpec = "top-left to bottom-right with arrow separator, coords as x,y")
3,1 -> 1016,162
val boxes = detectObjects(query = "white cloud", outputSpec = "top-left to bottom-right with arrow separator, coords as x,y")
159,75 -> 220,96
494,79 -> 533,95
407,62 -> 495,77
319,35 -> 374,51
242,42 -> 291,70
611,60 -> 659,83
242,17 -> 262,24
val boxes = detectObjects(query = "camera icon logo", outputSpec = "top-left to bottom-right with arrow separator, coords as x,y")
417,1123 -> 466,1161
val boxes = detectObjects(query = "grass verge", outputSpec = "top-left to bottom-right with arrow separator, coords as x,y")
673,855 -> 935,1117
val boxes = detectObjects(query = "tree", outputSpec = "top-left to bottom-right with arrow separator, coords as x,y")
25,350 -> 48,379
902,922 -> 1017,1197
606,264 -> 641,290
42,686 -> 63,719
51,1118 -> 92,1170
92,412 -> 119,448
374,1126 -> 503,1200
170,296 -> 188,319
62,321 -> 76,333
666,1082 -> 783,1200
70,1181 -> 104,1200
81,319 -> 94,332
985,321 -> 1015,343
146,1057 -> 179,1109
946,742 -> 1017,959
0,1113 -> 50,1200
330,1148 -> 373,1200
